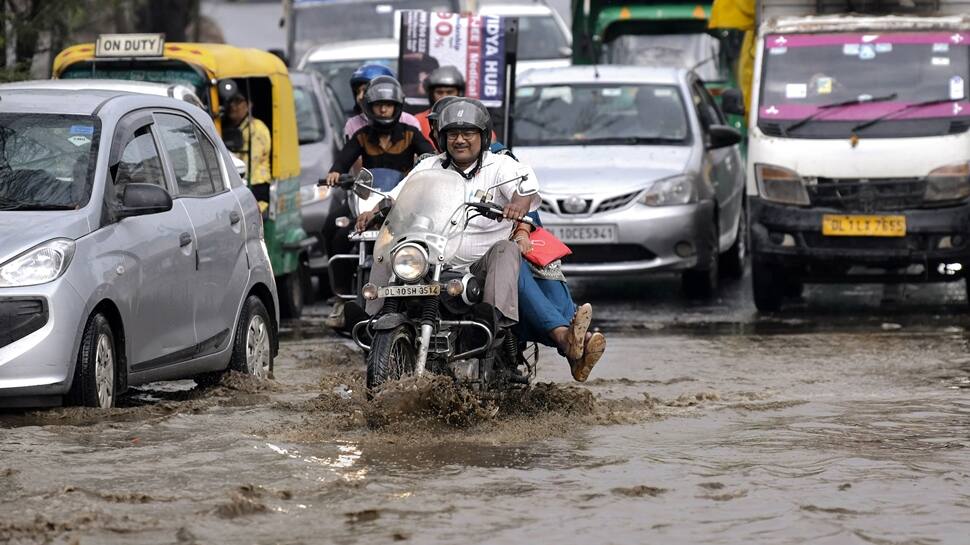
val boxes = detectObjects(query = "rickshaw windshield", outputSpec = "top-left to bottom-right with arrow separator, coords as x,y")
374,169 -> 468,266
60,61 -> 208,107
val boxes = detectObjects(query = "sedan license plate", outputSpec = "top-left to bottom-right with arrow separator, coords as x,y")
546,224 -> 617,243
822,215 -> 906,237
379,284 -> 440,298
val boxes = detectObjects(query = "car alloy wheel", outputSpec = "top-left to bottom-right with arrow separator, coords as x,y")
95,332 -> 115,409
246,313 -> 271,379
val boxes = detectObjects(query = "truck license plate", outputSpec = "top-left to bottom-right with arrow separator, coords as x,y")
379,284 -> 440,298
822,215 -> 906,237
546,224 -> 617,243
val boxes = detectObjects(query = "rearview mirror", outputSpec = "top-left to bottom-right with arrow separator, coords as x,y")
720,89 -> 745,116
231,155 -> 247,178
558,46 -> 573,58
707,125 -> 743,150
353,168 -> 374,199
117,183 -> 172,219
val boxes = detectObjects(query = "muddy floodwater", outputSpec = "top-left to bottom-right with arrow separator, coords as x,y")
2,279 -> 970,544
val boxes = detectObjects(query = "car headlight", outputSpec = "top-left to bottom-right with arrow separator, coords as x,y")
755,164 -> 810,206
0,239 -> 76,288
391,244 -> 428,282
640,175 -> 696,206
925,162 -> 970,202
299,184 -> 331,206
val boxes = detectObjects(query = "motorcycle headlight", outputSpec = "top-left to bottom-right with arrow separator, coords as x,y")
755,163 -> 810,206
299,184 -> 331,206
640,175 -> 696,206
925,162 -> 970,202
0,239 -> 76,288
391,244 -> 428,282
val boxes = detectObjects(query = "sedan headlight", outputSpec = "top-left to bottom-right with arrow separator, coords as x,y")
391,244 -> 428,282
755,164 -> 810,206
299,184 -> 331,206
640,175 -> 696,206
0,239 -> 76,288
925,162 -> 970,202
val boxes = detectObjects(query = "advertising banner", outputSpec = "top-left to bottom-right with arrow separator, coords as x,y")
399,11 -> 508,108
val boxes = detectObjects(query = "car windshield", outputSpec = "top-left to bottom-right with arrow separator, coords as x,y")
59,61 -> 208,109
759,32 -> 970,138
294,85 -> 326,144
292,0 -> 458,62
0,114 -> 100,211
517,15 -> 569,61
605,34 -> 723,82
513,83 -> 691,147
306,58 -> 397,115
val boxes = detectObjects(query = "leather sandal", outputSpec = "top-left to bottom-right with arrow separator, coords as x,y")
570,332 -> 605,382
566,303 -> 592,362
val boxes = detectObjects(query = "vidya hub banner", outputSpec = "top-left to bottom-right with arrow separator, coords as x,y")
399,11 -> 507,108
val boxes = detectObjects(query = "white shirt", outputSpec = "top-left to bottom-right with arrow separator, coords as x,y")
389,151 -> 541,266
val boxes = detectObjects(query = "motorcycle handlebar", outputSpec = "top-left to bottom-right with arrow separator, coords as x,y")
467,202 -> 534,225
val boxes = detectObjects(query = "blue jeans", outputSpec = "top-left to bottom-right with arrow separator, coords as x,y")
513,257 -> 576,347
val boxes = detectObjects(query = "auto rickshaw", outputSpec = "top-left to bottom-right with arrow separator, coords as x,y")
52,36 -> 314,318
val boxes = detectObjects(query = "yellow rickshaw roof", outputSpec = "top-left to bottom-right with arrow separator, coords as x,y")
53,42 -> 288,79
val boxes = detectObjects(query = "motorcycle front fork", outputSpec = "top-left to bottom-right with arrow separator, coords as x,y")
415,265 -> 442,375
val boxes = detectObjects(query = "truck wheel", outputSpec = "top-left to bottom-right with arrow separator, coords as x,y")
366,325 -> 416,395
68,313 -> 118,408
752,259 -> 785,312
720,205 -> 747,280
277,262 -> 307,319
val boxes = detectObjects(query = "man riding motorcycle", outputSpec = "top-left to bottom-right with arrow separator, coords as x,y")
358,98 -> 605,381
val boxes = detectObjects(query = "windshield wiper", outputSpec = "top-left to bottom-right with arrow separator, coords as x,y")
850,97 -> 961,133
783,93 -> 897,135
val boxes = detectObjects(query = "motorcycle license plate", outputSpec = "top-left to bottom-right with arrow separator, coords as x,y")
822,215 -> 906,237
379,284 -> 441,298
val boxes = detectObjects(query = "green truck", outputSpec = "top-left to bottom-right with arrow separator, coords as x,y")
570,0 -> 746,133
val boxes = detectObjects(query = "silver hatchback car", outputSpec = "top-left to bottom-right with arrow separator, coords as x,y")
514,66 -> 746,297
0,89 -> 279,408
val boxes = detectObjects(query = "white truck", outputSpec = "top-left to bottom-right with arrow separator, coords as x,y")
729,0 -> 970,310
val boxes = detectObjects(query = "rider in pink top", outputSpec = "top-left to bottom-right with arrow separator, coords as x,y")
342,63 -> 420,141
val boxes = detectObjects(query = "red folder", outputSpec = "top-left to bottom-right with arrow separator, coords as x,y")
524,227 -> 572,268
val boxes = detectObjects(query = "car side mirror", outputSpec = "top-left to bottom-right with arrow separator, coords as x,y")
231,155 -> 247,178
222,126 -> 244,153
720,89 -> 745,116
558,46 -> 573,58
707,125 -> 743,150
117,183 -> 172,219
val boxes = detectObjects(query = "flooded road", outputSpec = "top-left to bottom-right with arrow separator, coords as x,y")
2,276 -> 970,544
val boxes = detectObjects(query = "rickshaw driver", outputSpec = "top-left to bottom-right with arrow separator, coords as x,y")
356,99 -> 604,382
224,89 -> 272,212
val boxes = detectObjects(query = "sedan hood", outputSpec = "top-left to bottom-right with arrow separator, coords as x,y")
513,145 -> 692,195
0,212 -> 90,264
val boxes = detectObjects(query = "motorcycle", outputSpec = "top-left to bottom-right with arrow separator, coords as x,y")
343,167 -> 538,394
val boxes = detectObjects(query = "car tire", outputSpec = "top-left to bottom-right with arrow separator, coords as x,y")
683,228 -> 719,299
752,258 -> 785,312
278,262 -> 307,320
67,313 -> 118,408
720,205 -> 747,280
196,295 -> 274,387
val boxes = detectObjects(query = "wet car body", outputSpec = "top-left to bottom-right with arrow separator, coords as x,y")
0,89 -> 279,408
290,70 -> 346,276
514,66 -> 745,293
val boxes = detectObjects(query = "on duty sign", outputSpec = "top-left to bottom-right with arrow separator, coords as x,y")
95,34 -> 165,58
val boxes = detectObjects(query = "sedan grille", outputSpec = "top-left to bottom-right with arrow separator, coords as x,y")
595,191 -> 640,213
807,177 -> 926,212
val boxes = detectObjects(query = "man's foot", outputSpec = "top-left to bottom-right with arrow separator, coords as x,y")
566,303 -> 592,361
570,332 -> 606,382
324,300 -> 346,329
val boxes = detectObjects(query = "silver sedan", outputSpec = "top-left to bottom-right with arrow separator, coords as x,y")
0,88 -> 279,408
514,66 -> 746,297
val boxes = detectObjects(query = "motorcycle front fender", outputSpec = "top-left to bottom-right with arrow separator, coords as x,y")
373,312 -> 409,331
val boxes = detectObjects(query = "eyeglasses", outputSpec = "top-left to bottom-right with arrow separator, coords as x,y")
445,129 -> 480,141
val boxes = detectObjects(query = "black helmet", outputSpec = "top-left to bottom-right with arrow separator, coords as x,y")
427,95 -> 462,132
363,75 -> 404,128
423,65 -> 466,102
437,98 -> 492,176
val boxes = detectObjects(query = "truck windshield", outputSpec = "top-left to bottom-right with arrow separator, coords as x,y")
759,32 -> 970,138
606,33 -> 723,82
513,84 -> 691,147
292,0 -> 458,63
0,114 -> 100,211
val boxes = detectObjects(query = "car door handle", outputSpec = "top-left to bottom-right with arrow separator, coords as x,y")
179,232 -> 193,248
230,210 -> 241,225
